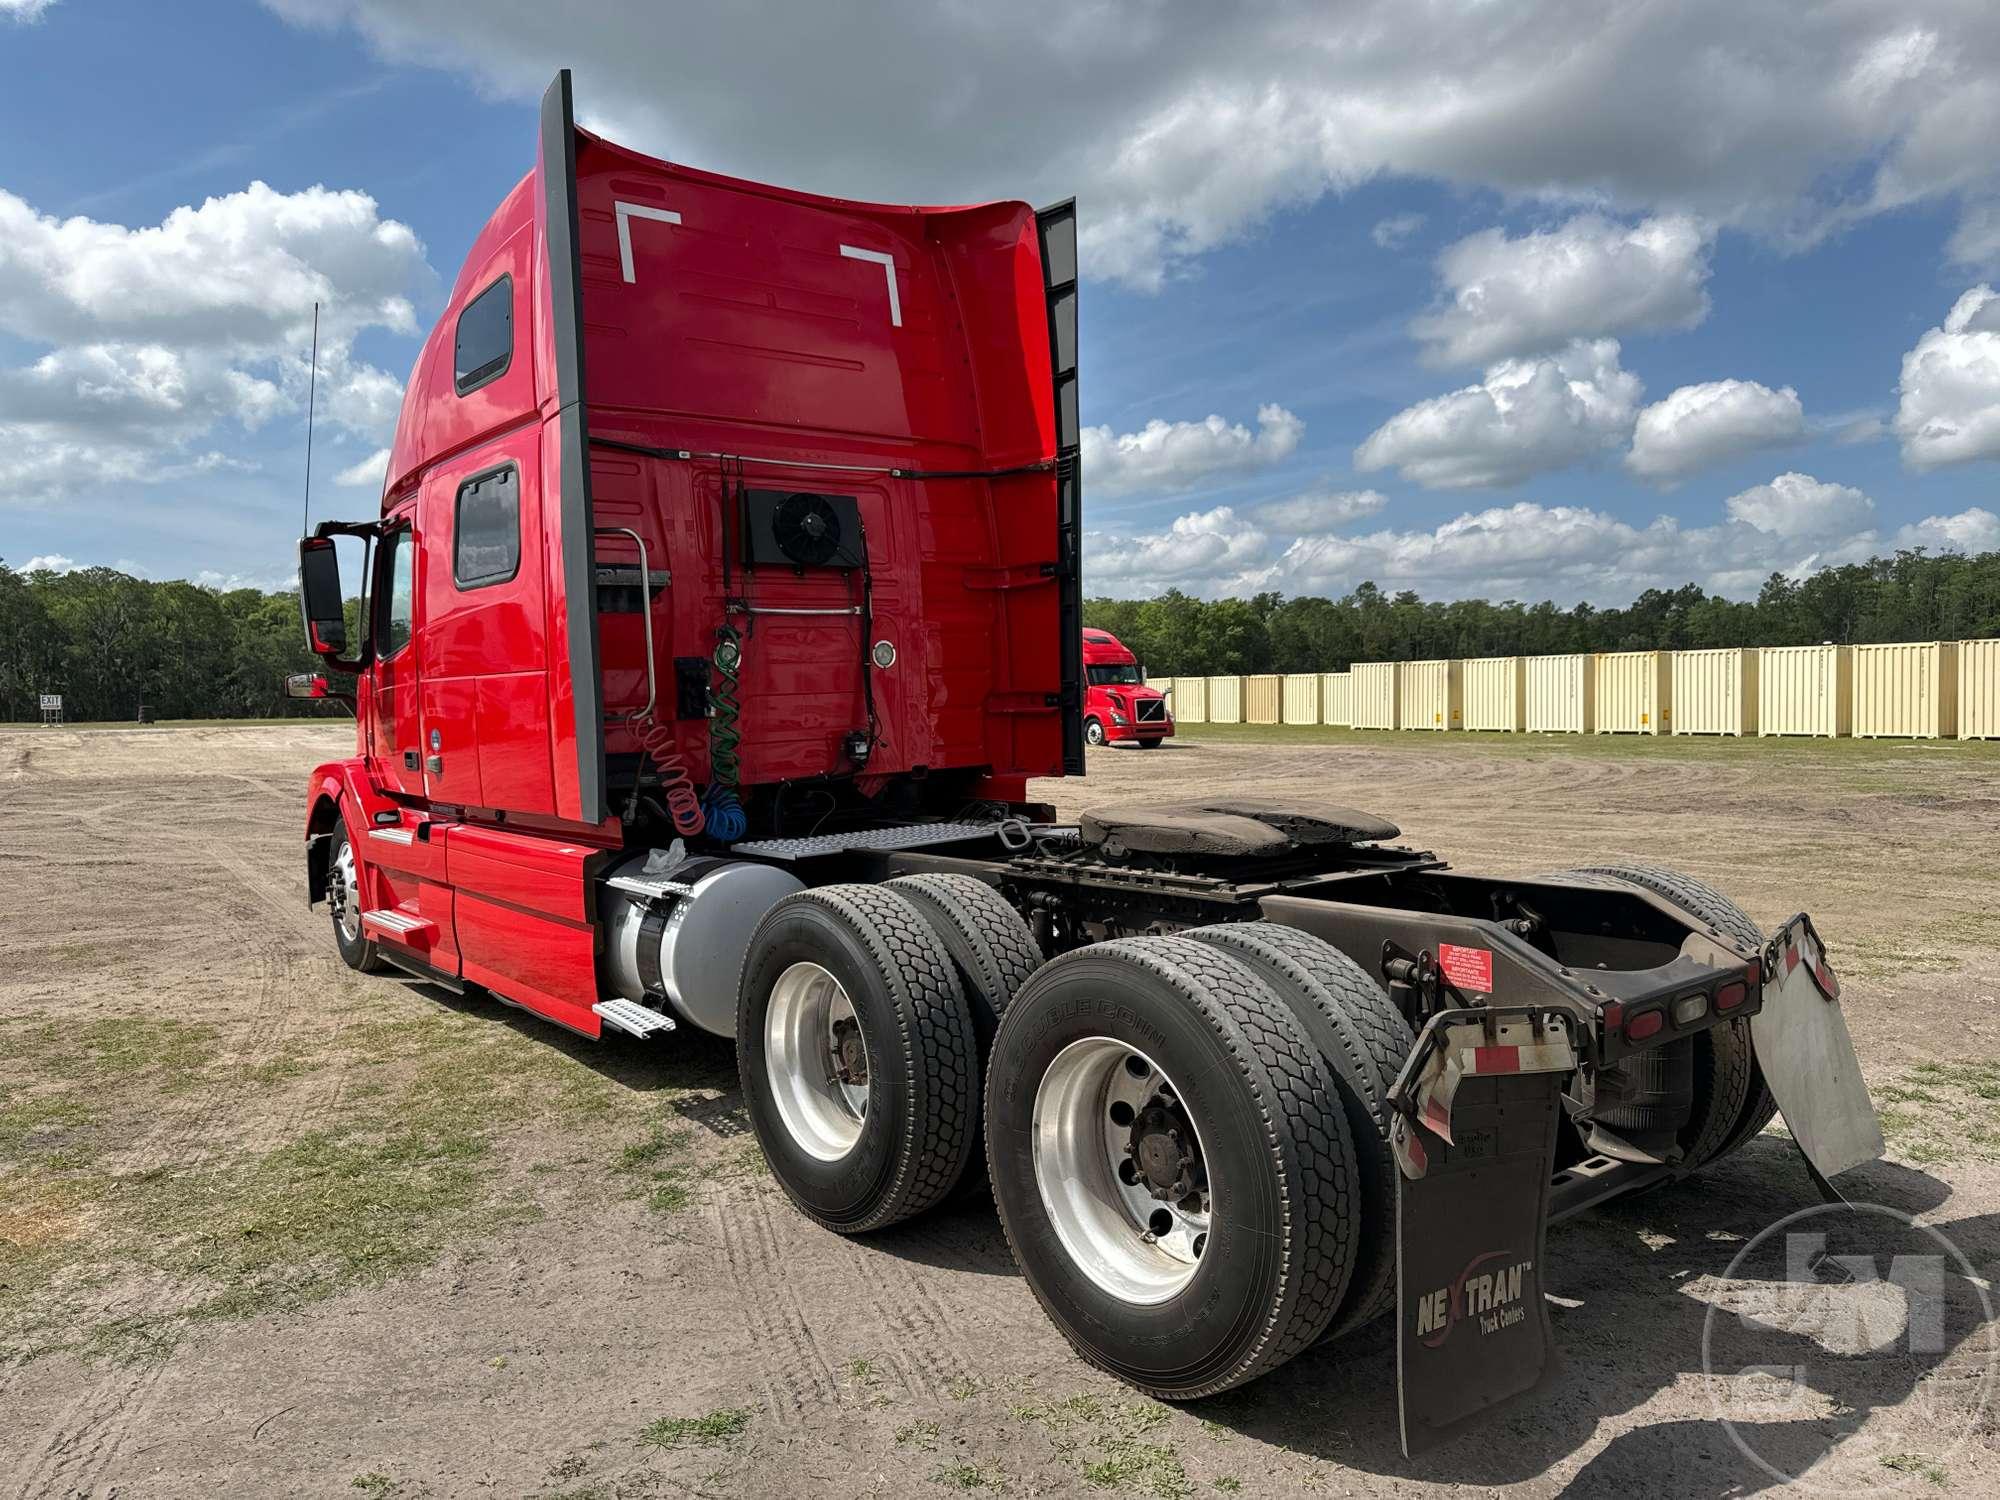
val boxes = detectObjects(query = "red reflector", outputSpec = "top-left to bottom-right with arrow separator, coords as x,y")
1625,1009 -> 1665,1042
1472,1045 -> 1522,1074
1715,981 -> 1747,1012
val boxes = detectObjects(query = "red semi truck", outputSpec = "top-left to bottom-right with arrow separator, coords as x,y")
1081,629 -> 1172,747
293,72 -> 1882,1454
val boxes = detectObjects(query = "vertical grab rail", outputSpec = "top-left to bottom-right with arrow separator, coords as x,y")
595,526 -> 656,723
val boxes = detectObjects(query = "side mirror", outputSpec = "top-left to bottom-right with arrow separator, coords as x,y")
286,673 -> 331,699
297,532 -> 368,671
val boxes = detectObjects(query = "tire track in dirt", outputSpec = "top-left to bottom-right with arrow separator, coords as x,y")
711,1190 -> 843,1426
840,1232 -> 980,1400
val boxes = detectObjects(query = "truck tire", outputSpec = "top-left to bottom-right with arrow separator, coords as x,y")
1084,717 -> 1107,746
1183,921 -> 1411,1337
738,885 -> 980,1232
886,873 -> 1042,1197
1563,863 -> 1777,1170
327,821 -> 383,973
985,935 -> 1359,1398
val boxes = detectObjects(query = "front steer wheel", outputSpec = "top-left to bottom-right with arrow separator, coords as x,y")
327,821 -> 383,973
737,885 -> 981,1233
985,935 -> 1360,1399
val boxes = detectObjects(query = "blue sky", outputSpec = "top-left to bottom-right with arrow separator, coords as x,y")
4,0 -> 1999,604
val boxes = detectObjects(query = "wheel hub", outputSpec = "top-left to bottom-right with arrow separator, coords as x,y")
831,1016 -> 868,1087
1130,1104 -> 1201,1200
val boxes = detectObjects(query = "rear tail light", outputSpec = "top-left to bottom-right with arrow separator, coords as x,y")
1671,993 -> 1708,1026
1714,981 -> 1747,1012
1624,1008 -> 1665,1042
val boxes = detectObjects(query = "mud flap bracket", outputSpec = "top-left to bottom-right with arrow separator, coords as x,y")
1388,1007 -> 1575,1457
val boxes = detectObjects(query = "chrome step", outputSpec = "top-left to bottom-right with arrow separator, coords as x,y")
360,907 -> 434,942
593,997 -> 678,1039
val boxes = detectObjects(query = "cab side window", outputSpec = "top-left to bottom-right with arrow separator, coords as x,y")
454,466 -> 520,589
454,275 -> 513,395
378,528 -> 415,657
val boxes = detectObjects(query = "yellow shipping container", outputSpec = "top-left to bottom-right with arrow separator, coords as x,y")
1281,673 -> 1321,724
1595,650 -> 1671,734
1853,641 -> 1957,738
1672,649 -> 1758,736
1352,662 -> 1398,730
1321,671 -> 1353,728
1207,674 -> 1244,724
1462,657 -> 1524,732
1961,638 -> 2000,740
1397,659 -> 1462,730
1245,674 -> 1282,725
1758,646 -> 1851,737
1168,675 -> 1206,724
1525,654 -> 1594,733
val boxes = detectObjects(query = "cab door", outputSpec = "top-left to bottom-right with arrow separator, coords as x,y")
372,515 -> 426,799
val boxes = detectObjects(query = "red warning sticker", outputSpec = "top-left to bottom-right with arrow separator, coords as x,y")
1438,943 -> 1495,994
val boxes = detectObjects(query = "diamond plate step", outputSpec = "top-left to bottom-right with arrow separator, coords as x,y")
593,997 -> 678,1038
727,820 -> 1002,862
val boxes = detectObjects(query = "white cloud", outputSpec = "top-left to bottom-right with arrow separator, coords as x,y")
1627,379 -> 1805,482
1892,506 -> 2000,553
1,0 -> 58,19
1723,472 -> 1874,540
20,553 -> 77,574
1354,339 -> 1641,489
1895,284 -> 2000,470
334,447 -> 390,489
1082,404 -> 1303,498
1085,505 -> 1269,589
0,182 -> 430,506
1413,215 -> 1711,366
1371,213 -> 1424,250
263,1 -> 2000,292
1083,469 -> 1950,604
1249,487 -> 1388,535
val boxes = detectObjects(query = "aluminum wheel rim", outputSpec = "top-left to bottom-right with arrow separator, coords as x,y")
331,838 -> 361,943
1032,1038 -> 1213,1305
764,961 -> 870,1161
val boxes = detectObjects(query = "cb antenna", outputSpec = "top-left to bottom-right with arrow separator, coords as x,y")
301,300 -> 320,537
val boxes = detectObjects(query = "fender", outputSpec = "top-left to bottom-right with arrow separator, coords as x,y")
303,757 -> 401,905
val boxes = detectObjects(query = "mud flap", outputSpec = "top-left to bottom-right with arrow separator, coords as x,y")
1388,1011 -> 1573,1457
1752,913 -> 1883,1182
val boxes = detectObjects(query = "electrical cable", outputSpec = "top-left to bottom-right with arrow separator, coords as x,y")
705,622 -> 746,842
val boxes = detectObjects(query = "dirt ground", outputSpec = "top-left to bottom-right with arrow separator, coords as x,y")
3,723 -> 1998,1498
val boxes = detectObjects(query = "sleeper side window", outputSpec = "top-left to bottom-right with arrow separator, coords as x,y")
454,466 -> 521,589
454,275 -> 513,395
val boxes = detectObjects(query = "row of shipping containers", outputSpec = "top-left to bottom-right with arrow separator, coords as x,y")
1160,639 -> 2000,738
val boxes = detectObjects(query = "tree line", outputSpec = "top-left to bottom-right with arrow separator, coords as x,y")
1,560 -> 342,723
1086,547 -> 2000,677
6,546 -> 1998,721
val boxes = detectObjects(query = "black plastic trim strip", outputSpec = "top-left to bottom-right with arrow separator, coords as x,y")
541,69 -> 606,824
1036,199 -> 1085,777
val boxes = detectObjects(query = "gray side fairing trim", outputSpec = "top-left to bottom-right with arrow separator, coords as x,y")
540,69 -> 606,824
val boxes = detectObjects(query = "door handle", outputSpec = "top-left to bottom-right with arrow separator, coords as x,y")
403,750 -> 419,770
426,755 -> 443,776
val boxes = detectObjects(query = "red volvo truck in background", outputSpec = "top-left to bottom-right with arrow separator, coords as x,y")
292,72 -> 1882,1455
1081,629 -> 1172,747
